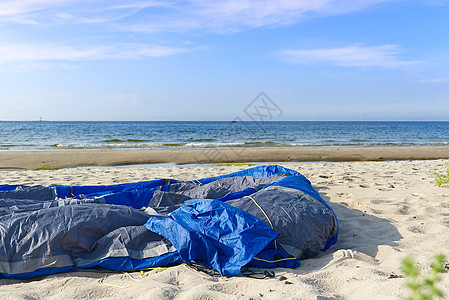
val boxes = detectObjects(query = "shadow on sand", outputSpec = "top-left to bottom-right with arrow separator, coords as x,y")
288,185 -> 403,275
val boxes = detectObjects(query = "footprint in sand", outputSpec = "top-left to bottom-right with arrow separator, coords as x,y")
370,199 -> 393,205
395,205 -> 413,215
425,206 -> 438,213
442,219 -> 449,228
359,184 -> 371,188
341,176 -> 354,182
407,225 -> 426,234
336,192 -> 347,197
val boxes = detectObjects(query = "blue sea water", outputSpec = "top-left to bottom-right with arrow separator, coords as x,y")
0,121 -> 448,150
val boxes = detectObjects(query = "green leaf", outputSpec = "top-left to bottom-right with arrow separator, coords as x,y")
402,254 -> 446,300
432,163 -> 449,187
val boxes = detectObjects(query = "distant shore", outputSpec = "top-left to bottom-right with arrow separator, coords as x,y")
1,146 -> 449,170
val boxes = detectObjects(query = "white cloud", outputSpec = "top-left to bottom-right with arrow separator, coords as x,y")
111,93 -> 142,104
0,44 -> 101,62
0,43 -> 188,63
0,0 -> 397,31
53,2 -> 164,24
0,0 -> 165,24
0,1 -> 421,67
419,77 -> 449,83
123,0 -> 397,33
280,45 -> 418,68
0,0 -> 67,16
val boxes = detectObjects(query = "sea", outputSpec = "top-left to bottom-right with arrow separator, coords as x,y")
0,121 -> 448,151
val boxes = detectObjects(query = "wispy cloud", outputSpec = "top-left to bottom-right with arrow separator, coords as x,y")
0,0 -> 166,24
1,0 -> 397,31
0,1 -> 423,67
123,0 -> 396,33
419,77 -> 449,83
0,43 -> 188,63
280,45 -> 418,68
53,1 -> 167,24
110,93 -> 142,104
0,0 -> 70,16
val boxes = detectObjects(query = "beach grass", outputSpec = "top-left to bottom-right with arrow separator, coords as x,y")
432,163 -> 449,187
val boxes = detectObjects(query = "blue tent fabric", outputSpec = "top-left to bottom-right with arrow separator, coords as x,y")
145,199 -> 279,277
0,165 -> 338,279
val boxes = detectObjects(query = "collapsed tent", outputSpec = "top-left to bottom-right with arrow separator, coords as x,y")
0,165 -> 338,279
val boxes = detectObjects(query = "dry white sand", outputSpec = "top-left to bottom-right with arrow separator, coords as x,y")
1,160 -> 449,299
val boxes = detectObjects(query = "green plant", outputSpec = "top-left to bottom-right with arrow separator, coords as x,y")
431,163 -> 449,187
401,254 -> 446,300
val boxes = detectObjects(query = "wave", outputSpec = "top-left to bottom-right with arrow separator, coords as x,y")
102,139 -> 151,143
186,138 -> 216,142
161,143 -> 188,147
27,140 -> 449,150
51,141 -> 248,149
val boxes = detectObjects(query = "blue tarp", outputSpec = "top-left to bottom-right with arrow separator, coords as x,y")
0,165 -> 338,279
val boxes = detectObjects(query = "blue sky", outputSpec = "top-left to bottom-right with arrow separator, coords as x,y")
0,0 -> 448,121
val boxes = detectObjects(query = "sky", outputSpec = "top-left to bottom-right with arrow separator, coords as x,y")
0,0 -> 448,121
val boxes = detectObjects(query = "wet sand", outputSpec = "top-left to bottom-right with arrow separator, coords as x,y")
1,146 -> 449,170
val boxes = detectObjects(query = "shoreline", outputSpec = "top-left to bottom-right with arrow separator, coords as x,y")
1,146 -> 449,170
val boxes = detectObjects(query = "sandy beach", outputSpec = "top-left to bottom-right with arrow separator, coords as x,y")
1,157 -> 449,299
1,146 -> 449,170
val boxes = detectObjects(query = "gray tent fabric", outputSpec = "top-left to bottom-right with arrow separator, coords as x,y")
227,186 -> 337,259
0,165 -> 338,279
149,174 -> 288,212
0,200 -> 175,275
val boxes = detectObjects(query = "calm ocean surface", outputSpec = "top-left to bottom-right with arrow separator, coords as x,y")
0,121 -> 448,150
